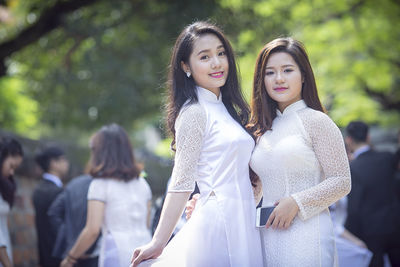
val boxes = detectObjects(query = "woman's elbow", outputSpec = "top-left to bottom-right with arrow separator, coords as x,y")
84,225 -> 101,240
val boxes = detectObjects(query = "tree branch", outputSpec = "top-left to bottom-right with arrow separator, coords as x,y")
0,0 -> 100,77
363,85 -> 400,111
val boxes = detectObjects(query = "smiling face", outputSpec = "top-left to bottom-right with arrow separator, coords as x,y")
264,52 -> 303,112
181,33 -> 229,97
1,155 -> 23,179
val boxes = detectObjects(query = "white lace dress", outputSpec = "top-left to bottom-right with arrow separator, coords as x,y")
250,100 -> 351,267
0,196 -> 11,267
87,177 -> 152,267
141,86 -> 263,267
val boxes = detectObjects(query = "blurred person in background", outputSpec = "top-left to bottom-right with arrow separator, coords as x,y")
60,123 -> 152,267
48,173 -> 99,267
33,146 -> 69,267
345,121 -> 400,267
0,137 -> 23,267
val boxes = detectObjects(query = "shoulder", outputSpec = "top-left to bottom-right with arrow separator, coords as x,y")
298,108 -> 339,133
176,102 -> 207,131
179,102 -> 206,121
67,175 -> 92,188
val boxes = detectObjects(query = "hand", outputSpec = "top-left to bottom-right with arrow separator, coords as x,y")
130,241 -> 164,267
266,196 -> 299,230
60,258 -> 74,267
185,193 -> 200,220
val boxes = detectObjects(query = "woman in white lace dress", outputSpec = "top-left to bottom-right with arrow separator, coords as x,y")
248,38 -> 351,266
61,124 -> 152,267
131,21 -> 263,267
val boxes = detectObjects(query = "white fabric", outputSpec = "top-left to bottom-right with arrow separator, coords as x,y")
87,177 -> 152,267
143,86 -> 263,267
250,99 -> 351,267
0,196 -> 11,267
330,197 -> 372,267
43,172 -> 63,187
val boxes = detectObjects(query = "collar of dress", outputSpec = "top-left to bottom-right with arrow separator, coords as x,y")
196,86 -> 223,103
276,99 -> 307,117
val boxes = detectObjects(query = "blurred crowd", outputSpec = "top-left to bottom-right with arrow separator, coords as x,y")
0,120 -> 399,267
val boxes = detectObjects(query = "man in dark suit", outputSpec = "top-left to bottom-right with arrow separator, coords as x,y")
32,146 -> 69,267
345,121 -> 400,267
47,174 -> 99,267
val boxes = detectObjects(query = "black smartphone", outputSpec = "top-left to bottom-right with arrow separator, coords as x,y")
256,206 -> 275,227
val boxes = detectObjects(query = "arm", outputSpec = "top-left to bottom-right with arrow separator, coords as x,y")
131,104 -> 206,266
0,246 -> 11,267
47,190 -> 66,235
340,228 -> 367,248
60,200 -> 104,267
146,200 -> 152,229
291,111 -> 351,220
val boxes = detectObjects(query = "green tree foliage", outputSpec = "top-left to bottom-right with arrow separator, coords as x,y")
0,0 -> 398,140
224,0 -> 400,126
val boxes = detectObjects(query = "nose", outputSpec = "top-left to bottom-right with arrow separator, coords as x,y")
211,56 -> 221,69
276,71 -> 284,83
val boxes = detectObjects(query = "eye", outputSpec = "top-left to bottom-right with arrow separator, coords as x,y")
265,71 -> 274,76
284,68 -> 294,73
200,55 -> 209,60
218,50 -> 226,56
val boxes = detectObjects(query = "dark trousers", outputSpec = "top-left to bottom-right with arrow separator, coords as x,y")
75,256 -> 99,267
365,233 -> 400,267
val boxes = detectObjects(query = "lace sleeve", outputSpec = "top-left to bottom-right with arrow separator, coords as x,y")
168,104 -> 207,192
291,110 -> 351,220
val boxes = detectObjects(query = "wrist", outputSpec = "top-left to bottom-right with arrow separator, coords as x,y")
67,253 -> 78,264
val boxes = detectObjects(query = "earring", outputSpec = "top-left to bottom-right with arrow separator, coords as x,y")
186,72 -> 191,78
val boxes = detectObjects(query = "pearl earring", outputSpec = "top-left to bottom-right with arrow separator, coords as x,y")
186,72 -> 191,78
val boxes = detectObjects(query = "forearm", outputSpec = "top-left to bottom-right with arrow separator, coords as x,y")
152,191 -> 191,248
68,227 -> 99,259
0,247 -> 11,267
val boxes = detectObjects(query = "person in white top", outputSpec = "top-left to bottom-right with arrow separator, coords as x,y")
0,137 -> 23,267
61,124 -> 152,267
131,21 -> 263,267
248,37 -> 351,266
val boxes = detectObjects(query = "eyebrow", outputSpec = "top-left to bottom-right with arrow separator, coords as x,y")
266,64 -> 295,69
197,45 -> 225,56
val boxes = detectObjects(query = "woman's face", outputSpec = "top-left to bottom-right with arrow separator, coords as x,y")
182,33 -> 229,96
264,52 -> 303,112
1,155 -> 23,179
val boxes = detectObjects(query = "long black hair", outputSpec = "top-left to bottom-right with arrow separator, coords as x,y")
0,137 -> 23,207
166,21 -> 250,149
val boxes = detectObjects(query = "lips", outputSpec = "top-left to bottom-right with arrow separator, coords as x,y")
209,71 -> 224,78
274,87 -> 288,92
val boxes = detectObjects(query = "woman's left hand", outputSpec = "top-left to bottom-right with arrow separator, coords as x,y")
265,196 -> 299,230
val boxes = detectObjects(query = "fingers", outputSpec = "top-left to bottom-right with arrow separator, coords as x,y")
265,211 -> 275,229
131,249 -> 143,267
192,193 -> 200,200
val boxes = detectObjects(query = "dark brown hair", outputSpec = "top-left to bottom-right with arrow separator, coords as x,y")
88,123 -> 140,181
166,21 -> 250,150
0,137 -> 23,208
248,37 -> 324,137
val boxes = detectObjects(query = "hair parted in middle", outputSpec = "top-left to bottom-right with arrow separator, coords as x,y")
88,123 -> 141,181
165,20 -> 250,150
247,37 -> 325,137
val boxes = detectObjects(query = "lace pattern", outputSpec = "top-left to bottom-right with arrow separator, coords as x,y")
291,109 -> 351,220
168,103 -> 207,192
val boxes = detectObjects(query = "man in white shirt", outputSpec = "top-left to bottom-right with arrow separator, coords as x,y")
32,146 -> 69,267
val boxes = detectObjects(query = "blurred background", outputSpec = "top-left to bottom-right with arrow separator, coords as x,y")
0,0 -> 399,265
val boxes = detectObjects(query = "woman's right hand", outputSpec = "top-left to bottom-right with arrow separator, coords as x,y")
185,193 -> 200,220
130,241 -> 163,267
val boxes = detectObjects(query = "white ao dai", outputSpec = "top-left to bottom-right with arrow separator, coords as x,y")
141,86 -> 263,267
250,100 -> 351,267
